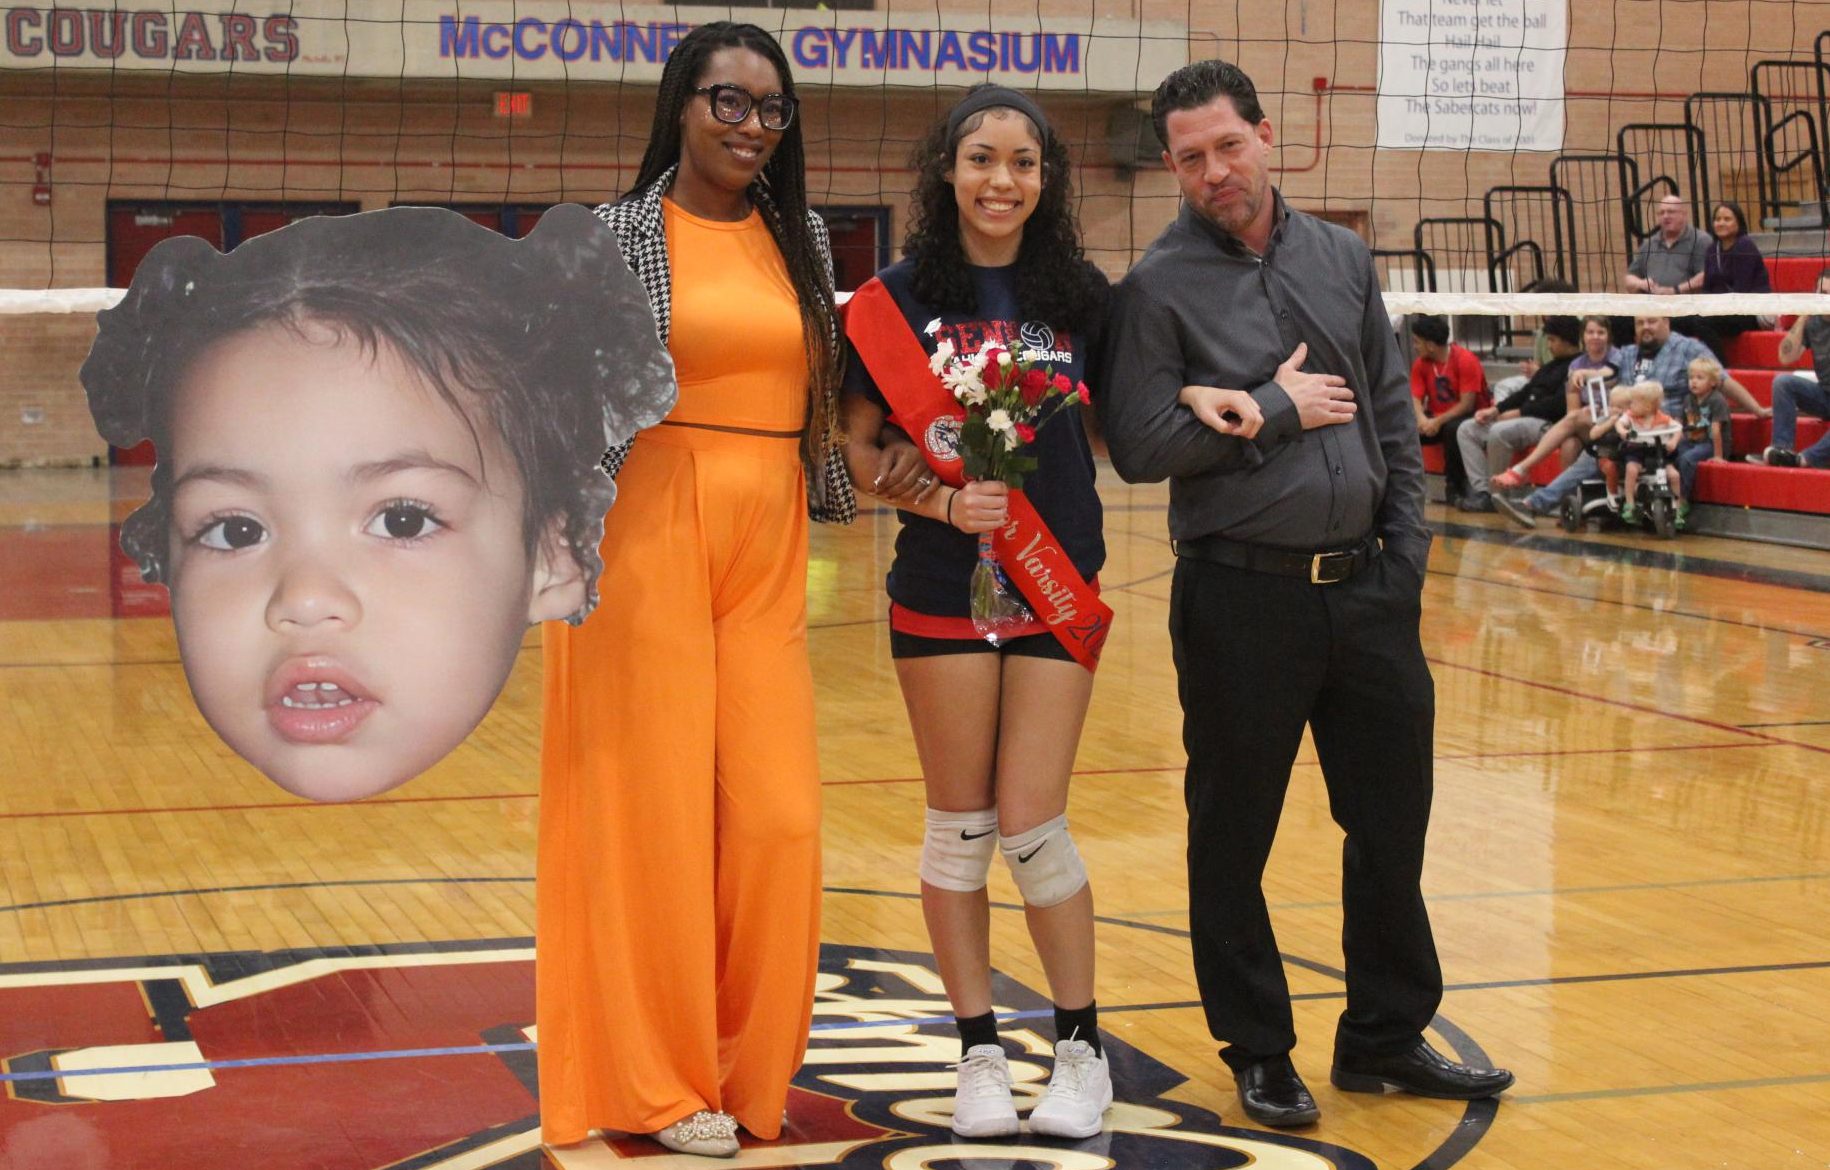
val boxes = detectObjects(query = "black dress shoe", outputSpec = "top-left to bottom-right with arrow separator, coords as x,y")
1235,1055 -> 1320,1127
1331,1041 -> 1514,1100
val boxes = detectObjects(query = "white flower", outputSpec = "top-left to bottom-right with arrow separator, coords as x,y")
928,338 -> 957,376
923,317 -> 942,336
966,348 -> 991,375
995,349 -> 1013,368
942,364 -> 986,404
986,409 -> 1015,434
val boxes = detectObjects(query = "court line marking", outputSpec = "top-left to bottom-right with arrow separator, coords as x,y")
1505,1072 -> 1830,1104
1420,562 -> 1830,643
7,937 -> 1821,1105
1426,657 -> 1830,758
1113,867 -> 1830,917
0,741 -> 1779,822
1122,584 -> 1828,758
1107,517 -> 1830,641
1431,519 -> 1830,593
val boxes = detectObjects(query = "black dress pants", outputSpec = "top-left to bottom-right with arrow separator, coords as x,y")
1168,550 -> 1444,1072
1421,415 -> 1471,501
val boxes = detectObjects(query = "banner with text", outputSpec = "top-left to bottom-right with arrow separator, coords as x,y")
0,1 -> 1186,93
1377,0 -> 1567,151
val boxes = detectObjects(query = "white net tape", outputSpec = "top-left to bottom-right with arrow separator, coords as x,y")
9,289 -> 1830,317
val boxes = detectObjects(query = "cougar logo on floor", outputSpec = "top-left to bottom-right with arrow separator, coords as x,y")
0,941 -> 1378,1169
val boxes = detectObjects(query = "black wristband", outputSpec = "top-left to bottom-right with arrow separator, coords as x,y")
946,489 -> 957,529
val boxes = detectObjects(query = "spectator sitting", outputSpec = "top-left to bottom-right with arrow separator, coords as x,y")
1674,357 -> 1733,529
1619,316 -> 1768,418
1494,277 -> 1578,398
1408,314 -> 1490,506
1496,319 -> 1767,524
1454,314 -> 1582,512
1613,381 -> 1681,526
1495,383 -> 1632,529
1702,201 -> 1772,346
1491,315 -> 1622,492
1591,383 -> 1639,502
1748,268 -> 1830,469
1626,194 -> 1708,298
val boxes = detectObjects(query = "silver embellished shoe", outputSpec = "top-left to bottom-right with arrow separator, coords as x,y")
652,1110 -> 740,1158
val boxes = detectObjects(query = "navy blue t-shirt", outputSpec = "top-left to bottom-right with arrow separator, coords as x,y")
842,259 -> 1105,617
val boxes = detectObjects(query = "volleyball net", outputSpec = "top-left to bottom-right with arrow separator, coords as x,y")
6,1 -> 1830,462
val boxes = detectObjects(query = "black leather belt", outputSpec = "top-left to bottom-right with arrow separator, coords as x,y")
1172,532 -> 1380,585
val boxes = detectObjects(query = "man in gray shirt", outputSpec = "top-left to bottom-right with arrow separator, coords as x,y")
1100,59 -> 1511,1129
1625,194 -> 1709,295
1626,194 -> 1716,352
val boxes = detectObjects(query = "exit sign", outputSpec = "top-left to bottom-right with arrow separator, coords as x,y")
494,91 -> 532,118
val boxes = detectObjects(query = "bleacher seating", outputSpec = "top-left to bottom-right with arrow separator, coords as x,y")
1425,253 -> 1830,523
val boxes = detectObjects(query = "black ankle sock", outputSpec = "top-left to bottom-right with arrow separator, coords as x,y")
956,1010 -> 999,1055
1055,1002 -> 1101,1055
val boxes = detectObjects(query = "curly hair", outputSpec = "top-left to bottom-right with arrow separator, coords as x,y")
623,21 -> 842,462
80,203 -> 675,624
901,88 -> 1109,332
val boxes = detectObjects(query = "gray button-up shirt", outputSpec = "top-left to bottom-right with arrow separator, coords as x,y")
1627,225 -> 1709,290
1099,196 -> 1430,577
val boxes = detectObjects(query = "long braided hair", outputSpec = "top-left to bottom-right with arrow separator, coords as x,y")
624,22 -> 842,462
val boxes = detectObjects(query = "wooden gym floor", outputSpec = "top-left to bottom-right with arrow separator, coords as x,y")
0,463 -> 1826,1169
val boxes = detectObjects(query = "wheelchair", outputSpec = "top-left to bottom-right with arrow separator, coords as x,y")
1557,424 -> 1683,540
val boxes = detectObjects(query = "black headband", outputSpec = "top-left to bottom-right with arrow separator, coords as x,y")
945,85 -> 1051,142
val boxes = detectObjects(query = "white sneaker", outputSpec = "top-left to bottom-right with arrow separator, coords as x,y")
951,1044 -> 1020,1137
1028,1038 -> 1113,1139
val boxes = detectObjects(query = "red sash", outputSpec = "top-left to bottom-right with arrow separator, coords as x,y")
846,278 -> 1111,671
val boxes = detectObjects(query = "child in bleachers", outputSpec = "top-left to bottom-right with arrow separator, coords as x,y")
1613,382 -> 1682,525
1674,357 -> 1733,530
1591,382 -> 1637,505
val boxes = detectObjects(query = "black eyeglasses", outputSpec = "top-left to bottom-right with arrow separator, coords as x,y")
693,84 -> 798,131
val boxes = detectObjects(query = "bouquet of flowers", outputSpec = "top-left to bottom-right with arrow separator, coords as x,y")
925,321 -> 1091,643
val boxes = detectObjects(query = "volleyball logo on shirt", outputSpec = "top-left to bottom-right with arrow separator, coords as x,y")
1019,320 -> 1074,365
1019,320 -> 1056,352
924,415 -> 964,462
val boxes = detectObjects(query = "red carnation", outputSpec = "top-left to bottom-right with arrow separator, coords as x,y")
1020,367 -> 1050,405
1051,372 -> 1073,396
1014,422 -> 1037,444
1077,382 -> 1091,404
981,346 -> 1009,388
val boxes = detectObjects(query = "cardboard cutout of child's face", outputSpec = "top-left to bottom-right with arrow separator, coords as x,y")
84,206 -> 675,801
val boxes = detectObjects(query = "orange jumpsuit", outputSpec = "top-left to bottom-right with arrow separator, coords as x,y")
536,198 -> 822,1146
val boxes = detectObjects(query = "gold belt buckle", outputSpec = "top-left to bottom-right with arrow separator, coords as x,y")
1310,552 -> 1328,584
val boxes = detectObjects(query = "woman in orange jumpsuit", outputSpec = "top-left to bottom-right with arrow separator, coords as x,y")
535,22 -> 851,1160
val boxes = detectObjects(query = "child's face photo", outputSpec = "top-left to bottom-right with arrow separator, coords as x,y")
1688,369 -> 1716,398
85,204 -> 677,801
163,319 -> 580,802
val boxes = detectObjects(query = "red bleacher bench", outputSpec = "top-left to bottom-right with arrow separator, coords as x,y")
1729,413 -> 1828,454
1766,256 -> 1826,292
1723,332 -> 1812,370
1694,461 -> 1830,515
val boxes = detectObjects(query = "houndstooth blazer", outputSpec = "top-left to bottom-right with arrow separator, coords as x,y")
593,167 -> 857,524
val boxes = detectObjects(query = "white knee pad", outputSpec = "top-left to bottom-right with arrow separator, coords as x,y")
921,807 -> 999,892
999,814 -> 1088,908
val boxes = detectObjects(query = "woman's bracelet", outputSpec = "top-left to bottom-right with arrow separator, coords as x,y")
946,488 -> 958,529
